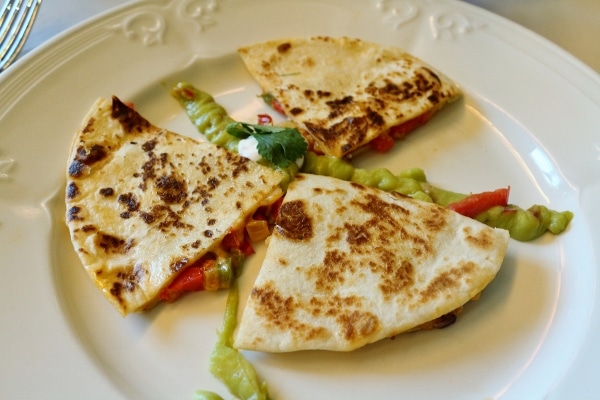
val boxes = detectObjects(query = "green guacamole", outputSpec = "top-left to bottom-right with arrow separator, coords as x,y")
194,391 -> 224,400
475,204 -> 573,242
196,280 -> 270,400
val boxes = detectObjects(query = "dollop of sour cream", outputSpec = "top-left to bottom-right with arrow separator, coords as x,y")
238,135 -> 305,168
238,136 -> 261,162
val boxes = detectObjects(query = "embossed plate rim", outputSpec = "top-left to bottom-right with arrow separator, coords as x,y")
0,0 -> 599,399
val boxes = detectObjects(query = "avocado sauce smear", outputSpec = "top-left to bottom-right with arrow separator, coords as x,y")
194,280 -> 270,400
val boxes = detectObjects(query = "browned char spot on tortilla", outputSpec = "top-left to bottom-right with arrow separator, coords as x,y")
68,144 -> 108,177
304,106 -> 385,155
275,200 -> 313,240
96,232 -> 135,254
462,226 -> 495,251
250,282 -> 328,342
67,206 -> 83,221
336,309 -> 379,342
155,174 -> 188,204
117,192 -> 139,212
109,263 -> 147,305
277,42 -> 291,53
111,96 -> 152,134
99,187 -> 114,197
309,250 -> 352,292
419,261 -> 476,303
66,182 -> 80,199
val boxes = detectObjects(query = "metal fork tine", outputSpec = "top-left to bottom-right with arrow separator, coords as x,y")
0,0 -> 18,23
0,0 -> 35,62
0,0 -> 23,44
0,0 -> 41,72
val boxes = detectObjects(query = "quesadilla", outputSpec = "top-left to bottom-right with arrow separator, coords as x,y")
238,36 -> 462,158
65,96 -> 283,316
234,174 -> 509,352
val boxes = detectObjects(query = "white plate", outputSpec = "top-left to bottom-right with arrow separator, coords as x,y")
1,0 -> 599,398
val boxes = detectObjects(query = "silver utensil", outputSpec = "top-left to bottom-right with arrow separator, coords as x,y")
0,0 -> 41,72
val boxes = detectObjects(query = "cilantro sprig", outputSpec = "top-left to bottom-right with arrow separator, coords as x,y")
226,122 -> 308,169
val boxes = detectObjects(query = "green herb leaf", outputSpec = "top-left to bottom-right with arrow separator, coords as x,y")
226,122 -> 308,168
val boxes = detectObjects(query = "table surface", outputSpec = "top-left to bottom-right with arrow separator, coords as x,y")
18,0 -> 600,74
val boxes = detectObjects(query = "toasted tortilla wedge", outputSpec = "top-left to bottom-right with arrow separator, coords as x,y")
65,97 -> 283,316
234,174 -> 509,352
238,36 -> 461,158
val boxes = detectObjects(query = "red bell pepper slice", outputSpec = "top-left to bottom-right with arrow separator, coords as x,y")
369,111 -> 435,153
370,133 -> 395,153
159,259 -> 212,303
159,227 -> 255,303
448,187 -> 510,218
270,98 -> 286,115
389,110 -> 433,139
221,229 -> 255,257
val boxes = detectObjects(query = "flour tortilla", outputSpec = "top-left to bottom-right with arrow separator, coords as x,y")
234,174 -> 509,352
238,36 -> 462,158
65,97 -> 283,316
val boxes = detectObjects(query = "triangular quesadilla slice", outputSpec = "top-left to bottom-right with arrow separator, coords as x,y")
234,174 -> 509,352
65,97 -> 283,316
238,36 -> 462,158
